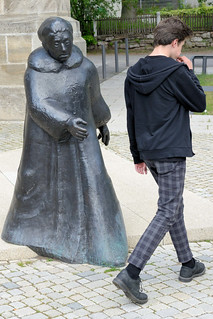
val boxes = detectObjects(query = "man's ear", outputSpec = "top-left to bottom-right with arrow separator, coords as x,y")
171,39 -> 178,47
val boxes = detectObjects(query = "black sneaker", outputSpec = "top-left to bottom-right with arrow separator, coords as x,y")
179,260 -> 205,282
112,269 -> 148,304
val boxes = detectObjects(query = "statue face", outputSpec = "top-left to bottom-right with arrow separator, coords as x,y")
45,30 -> 73,62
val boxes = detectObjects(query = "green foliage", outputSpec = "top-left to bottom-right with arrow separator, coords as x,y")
70,0 -> 120,36
198,0 -> 207,7
160,6 -> 213,31
83,35 -> 97,46
160,5 -> 213,15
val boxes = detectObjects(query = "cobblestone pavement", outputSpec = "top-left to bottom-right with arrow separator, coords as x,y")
0,242 -> 212,319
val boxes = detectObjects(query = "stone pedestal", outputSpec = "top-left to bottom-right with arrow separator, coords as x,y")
0,0 -> 86,120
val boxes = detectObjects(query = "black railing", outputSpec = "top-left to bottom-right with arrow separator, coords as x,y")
96,15 -> 157,36
83,13 -> 213,38
162,13 -> 213,32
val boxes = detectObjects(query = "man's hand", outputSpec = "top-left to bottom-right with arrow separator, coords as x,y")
135,162 -> 147,175
176,56 -> 193,70
67,118 -> 88,141
98,125 -> 110,146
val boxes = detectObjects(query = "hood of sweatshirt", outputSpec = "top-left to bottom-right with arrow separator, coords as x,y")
127,55 -> 185,95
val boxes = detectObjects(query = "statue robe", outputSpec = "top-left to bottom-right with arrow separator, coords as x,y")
2,45 -> 128,266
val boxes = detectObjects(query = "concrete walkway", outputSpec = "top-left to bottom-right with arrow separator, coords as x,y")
0,55 -> 213,318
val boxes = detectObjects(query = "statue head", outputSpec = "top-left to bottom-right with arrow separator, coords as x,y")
38,17 -> 73,62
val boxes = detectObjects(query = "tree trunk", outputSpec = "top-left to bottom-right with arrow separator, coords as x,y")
121,0 -> 137,19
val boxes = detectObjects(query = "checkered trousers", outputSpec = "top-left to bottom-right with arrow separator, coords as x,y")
128,160 -> 193,270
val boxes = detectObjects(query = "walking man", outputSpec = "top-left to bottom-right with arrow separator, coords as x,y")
113,17 -> 206,304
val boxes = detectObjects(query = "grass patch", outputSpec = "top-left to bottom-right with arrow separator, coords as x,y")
204,92 -> 213,114
104,267 -> 120,273
197,74 -> 213,86
195,74 -> 213,115
17,262 -> 25,267
17,260 -> 33,267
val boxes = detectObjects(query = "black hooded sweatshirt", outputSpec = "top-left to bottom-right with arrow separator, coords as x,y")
125,56 -> 206,164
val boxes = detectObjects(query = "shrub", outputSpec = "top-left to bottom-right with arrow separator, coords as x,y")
83,35 -> 97,47
160,5 -> 213,15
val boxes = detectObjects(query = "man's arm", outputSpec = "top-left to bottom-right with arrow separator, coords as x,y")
167,57 -> 206,113
125,79 -> 141,164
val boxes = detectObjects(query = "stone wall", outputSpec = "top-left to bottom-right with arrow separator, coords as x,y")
0,0 -> 86,120
92,31 -> 213,51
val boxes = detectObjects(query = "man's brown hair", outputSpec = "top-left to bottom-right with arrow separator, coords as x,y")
153,17 -> 193,47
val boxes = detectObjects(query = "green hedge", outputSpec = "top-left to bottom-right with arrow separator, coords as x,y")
160,5 -> 213,15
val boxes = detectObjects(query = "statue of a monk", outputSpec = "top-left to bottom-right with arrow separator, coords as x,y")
2,17 -> 128,267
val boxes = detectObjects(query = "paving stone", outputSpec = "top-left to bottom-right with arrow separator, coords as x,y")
86,304 -> 104,313
155,307 -> 180,318
67,302 -> 83,310
86,273 -> 109,281
8,288 -> 23,296
2,312 -> 16,319
123,311 -> 144,318
141,314 -> 161,319
78,271 -> 96,278
174,313 -> 192,319
22,314 -> 48,319
13,307 -> 36,317
69,308 -> 90,317
44,309 -> 62,317
169,301 -> 190,311
2,282 -> 20,289
0,305 -> 13,313
104,308 -> 125,316
90,295 -> 108,304
200,303 -> 213,312
23,298 -> 41,307
9,301 -> 25,309
89,313 -> 108,319
199,315 -> 213,319
121,303 -> 141,312
57,306 -> 74,314
68,294 -> 83,302
34,304 -> 51,312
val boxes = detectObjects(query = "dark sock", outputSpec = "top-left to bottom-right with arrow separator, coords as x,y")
126,263 -> 141,279
182,258 -> 195,269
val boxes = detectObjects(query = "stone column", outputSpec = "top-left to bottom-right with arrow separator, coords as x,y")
0,0 -> 86,120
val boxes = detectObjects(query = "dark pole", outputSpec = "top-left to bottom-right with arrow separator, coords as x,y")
115,41 -> 119,73
102,44 -> 106,79
125,38 -> 129,67
202,56 -> 207,74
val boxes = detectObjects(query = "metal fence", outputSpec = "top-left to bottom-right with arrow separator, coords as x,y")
85,13 -> 213,37
96,15 -> 157,36
163,13 -> 213,32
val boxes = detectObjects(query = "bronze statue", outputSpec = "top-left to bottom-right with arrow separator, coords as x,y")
2,17 -> 128,266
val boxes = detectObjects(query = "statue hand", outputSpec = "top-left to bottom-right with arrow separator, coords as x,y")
98,125 -> 110,146
67,118 -> 88,141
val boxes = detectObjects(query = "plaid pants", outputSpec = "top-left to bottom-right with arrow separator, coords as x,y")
128,160 -> 193,270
